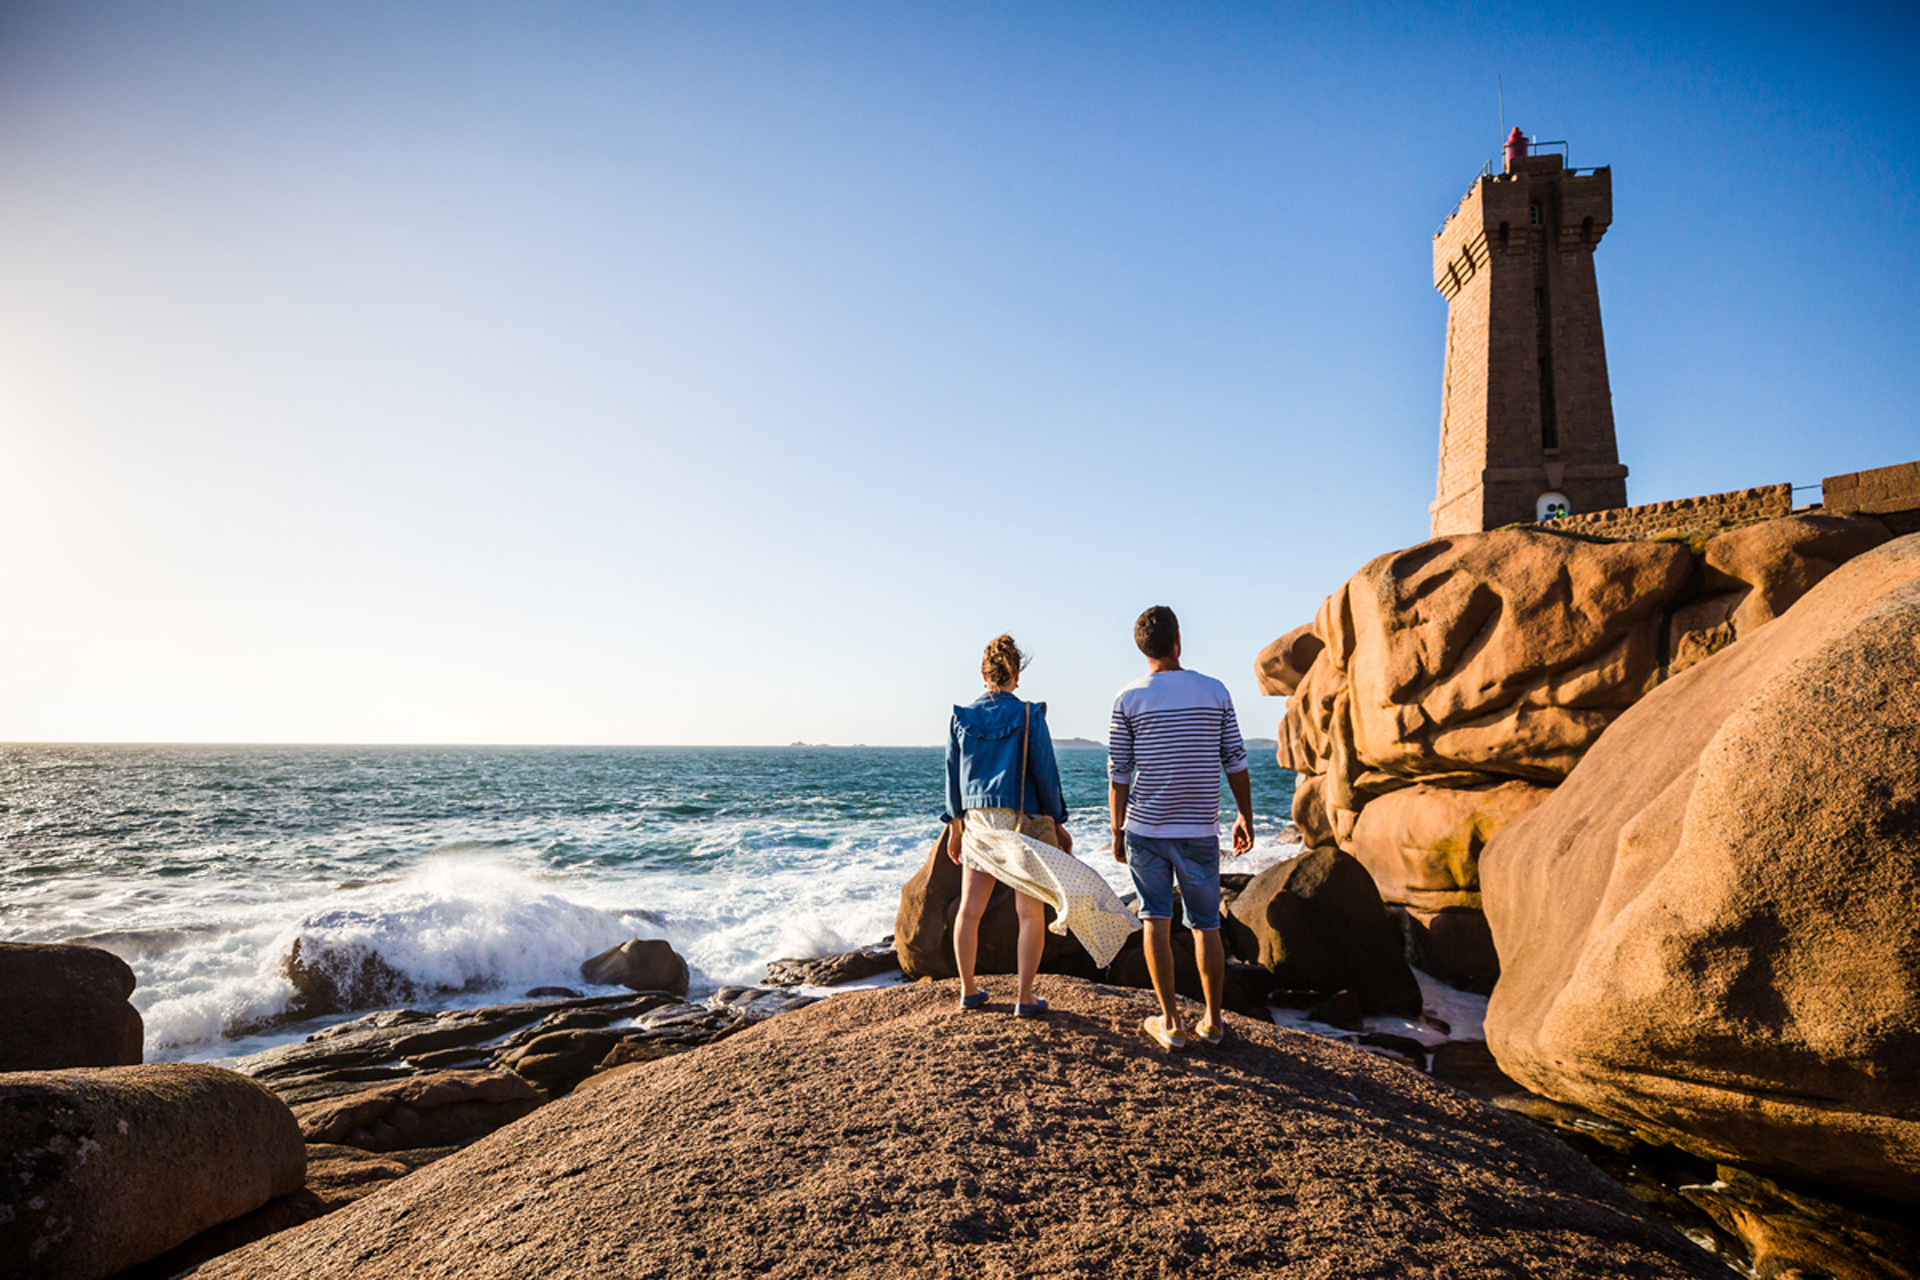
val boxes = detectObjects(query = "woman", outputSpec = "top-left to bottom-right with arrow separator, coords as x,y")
945,634 -> 1139,1015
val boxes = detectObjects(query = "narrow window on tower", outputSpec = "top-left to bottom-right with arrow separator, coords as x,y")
1499,220 -> 1510,249
1530,203 -> 1541,226
1534,290 -> 1543,310
1581,215 -> 1594,243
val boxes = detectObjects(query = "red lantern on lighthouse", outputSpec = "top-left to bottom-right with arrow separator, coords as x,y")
1504,126 -> 1529,172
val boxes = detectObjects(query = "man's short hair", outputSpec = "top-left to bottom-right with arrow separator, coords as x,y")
1134,606 -> 1179,660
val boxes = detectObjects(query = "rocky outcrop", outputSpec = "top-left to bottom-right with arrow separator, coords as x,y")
892,823 -> 1089,980
1222,848 -> 1421,1016
1482,533 -> 1920,1205
579,938 -> 690,996
189,979 -> 1724,1279
232,991 -> 747,1105
1255,622 -> 1323,696
1347,781 -> 1553,907
0,1063 -> 304,1280
291,1070 -> 545,1152
0,941 -> 144,1069
1668,512 -> 1890,674
764,941 -> 900,987
1265,514 -> 1892,989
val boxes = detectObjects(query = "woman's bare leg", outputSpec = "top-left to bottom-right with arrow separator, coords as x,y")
1013,890 -> 1045,1006
953,865 -> 995,997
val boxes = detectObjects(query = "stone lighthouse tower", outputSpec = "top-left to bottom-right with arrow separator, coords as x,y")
1429,129 -> 1628,536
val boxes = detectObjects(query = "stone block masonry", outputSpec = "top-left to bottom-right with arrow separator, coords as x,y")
1825,460 -> 1920,535
1545,484 -> 1793,540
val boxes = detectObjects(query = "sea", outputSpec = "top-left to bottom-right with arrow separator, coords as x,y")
0,743 -> 1301,1064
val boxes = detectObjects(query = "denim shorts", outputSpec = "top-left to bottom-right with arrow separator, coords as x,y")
1125,834 -> 1222,930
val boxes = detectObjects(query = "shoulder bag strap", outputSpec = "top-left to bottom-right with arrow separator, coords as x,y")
1018,700 -> 1030,819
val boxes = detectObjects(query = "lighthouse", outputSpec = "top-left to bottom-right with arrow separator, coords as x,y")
1429,130 -> 1628,535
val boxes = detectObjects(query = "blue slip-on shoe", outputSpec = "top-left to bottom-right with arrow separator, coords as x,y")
959,989 -> 990,1011
1013,997 -> 1049,1018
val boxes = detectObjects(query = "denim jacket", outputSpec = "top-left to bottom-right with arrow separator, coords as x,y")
943,692 -> 1068,824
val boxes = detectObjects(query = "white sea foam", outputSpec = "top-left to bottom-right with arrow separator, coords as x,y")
6,745 -> 1304,1062
132,832 -> 931,1059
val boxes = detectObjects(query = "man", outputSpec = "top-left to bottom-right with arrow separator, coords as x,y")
1108,605 -> 1254,1050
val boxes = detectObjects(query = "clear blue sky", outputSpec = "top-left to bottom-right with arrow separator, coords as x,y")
2,1 -> 1916,745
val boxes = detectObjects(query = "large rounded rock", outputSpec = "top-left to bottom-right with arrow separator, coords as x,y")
0,942 -> 144,1070
290,1069 -> 546,1152
1222,848 -> 1421,1015
1255,622 -> 1324,697
579,938 -> 689,996
1287,529 -> 1692,787
188,979 -> 1723,1279
1347,780 -> 1553,905
1666,513 -> 1889,675
1701,512 -> 1888,633
1483,533 -> 1920,1204
0,1063 -> 305,1280
892,824 -> 1089,980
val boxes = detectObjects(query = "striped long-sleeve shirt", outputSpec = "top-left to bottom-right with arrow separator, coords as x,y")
1108,669 -> 1250,839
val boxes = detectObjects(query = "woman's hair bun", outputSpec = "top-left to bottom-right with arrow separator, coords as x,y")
981,634 -> 1027,687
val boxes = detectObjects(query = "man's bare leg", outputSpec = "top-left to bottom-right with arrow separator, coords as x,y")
1142,918 -> 1184,1034
1193,927 -> 1225,1032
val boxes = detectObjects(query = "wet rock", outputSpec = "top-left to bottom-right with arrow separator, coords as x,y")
1222,847 -> 1421,1016
497,1031 -> 619,1097
1428,1040 -> 1521,1101
233,994 -> 684,1102
0,941 -> 144,1070
1359,1030 -> 1430,1060
708,986 -> 820,1019
0,1063 -> 304,1280
290,1069 -> 545,1152
1485,533 -> 1920,1204
524,986 -> 582,999
282,936 -> 417,1021
764,941 -> 899,986
580,938 -> 690,996
186,979 -> 1725,1280
1306,990 -> 1364,1031
1679,1165 -> 1920,1280
1387,904 -> 1501,993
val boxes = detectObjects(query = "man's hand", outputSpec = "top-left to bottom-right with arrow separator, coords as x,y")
1109,780 -> 1130,864
1053,820 -> 1074,855
944,818 -> 964,865
1227,768 -> 1255,857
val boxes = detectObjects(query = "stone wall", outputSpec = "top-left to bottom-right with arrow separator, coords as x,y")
1542,483 -> 1792,540
1825,460 -> 1920,535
